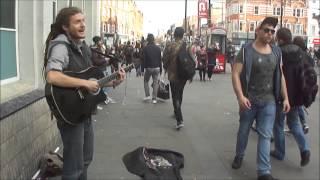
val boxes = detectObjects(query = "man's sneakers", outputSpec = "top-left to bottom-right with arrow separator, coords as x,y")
231,156 -> 243,169
143,96 -> 152,101
175,121 -> 184,130
300,150 -> 310,166
257,174 -> 279,180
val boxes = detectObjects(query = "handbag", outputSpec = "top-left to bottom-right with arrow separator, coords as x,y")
157,79 -> 170,100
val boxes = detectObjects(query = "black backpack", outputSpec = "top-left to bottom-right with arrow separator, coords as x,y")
177,42 -> 196,80
300,51 -> 318,108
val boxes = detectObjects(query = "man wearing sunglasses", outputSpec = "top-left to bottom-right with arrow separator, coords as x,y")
231,17 -> 290,180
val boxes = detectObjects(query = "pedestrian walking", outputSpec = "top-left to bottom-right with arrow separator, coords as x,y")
231,17 -> 290,180
43,7 -> 125,180
271,28 -> 311,167
142,33 -> 162,104
197,45 -> 208,81
162,27 -> 194,130
207,45 -> 217,81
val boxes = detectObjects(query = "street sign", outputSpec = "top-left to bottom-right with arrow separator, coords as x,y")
198,0 -> 208,18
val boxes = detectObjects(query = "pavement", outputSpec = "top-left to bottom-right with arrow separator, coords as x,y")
84,67 -> 318,180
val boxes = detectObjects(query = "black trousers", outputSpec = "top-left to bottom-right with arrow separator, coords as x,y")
207,65 -> 214,79
170,79 -> 187,123
198,68 -> 206,81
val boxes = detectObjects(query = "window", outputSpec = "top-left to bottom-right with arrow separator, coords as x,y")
239,21 -> 244,31
273,7 -> 281,16
249,22 -> 255,32
286,23 -> 291,31
294,24 -> 302,34
293,9 -> 303,17
296,9 -> 301,17
312,25 -> 316,36
239,5 -> 243,13
254,6 -> 259,15
0,0 -> 15,28
0,0 -> 17,82
68,0 -> 73,7
53,1 -> 57,22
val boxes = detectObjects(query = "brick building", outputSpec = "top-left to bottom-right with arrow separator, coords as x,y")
226,0 -> 308,46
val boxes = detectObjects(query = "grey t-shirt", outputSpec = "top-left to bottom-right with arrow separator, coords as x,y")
236,47 -> 277,102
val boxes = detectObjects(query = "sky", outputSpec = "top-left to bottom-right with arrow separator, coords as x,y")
135,0 -> 198,37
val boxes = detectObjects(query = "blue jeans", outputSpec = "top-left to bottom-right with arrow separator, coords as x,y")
57,118 -> 94,180
235,101 -> 276,176
273,106 -> 310,160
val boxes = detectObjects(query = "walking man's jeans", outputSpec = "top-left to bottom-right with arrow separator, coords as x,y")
170,79 -> 187,122
235,101 -> 276,176
144,68 -> 160,99
273,106 -> 310,160
57,118 -> 94,180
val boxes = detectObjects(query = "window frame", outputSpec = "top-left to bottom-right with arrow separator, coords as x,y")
254,6 -> 259,15
0,0 -> 19,85
239,4 -> 243,14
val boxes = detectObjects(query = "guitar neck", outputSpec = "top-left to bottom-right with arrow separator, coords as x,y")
97,64 -> 133,87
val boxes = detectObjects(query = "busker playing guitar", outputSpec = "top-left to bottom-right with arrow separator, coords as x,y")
43,7 -> 125,180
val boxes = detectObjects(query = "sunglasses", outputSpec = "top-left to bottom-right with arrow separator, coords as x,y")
263,28 -> 275,34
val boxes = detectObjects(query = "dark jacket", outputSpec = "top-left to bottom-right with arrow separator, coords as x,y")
280,44 -> 304,106
207,47 -> 217,66
142,43 -> 162,71
240,42 -> 282,103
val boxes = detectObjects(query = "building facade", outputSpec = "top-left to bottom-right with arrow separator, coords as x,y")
307,0 -> 320,48
0,0 -> 100,179
226,0 -> 308,46
101,0 -> 143,45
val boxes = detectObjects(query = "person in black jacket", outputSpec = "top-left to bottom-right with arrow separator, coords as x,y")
272,28 -> 311,167
142,33 -> 162,104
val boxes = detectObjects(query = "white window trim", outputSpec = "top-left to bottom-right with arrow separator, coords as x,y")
0,0 -> 19,85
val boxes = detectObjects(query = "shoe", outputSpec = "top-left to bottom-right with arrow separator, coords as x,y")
300,150 -> 310,166
270,150 -> 284,160
152,99 -> 157,104
143,96 -> 151,101
107,97 -> 116,103
257,174 -> 278,180
97,105 -> 103,110
104,99 -> 110,105
231,156 -> 243,169
175,121 -> 184,130
303,124 -> 309,134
